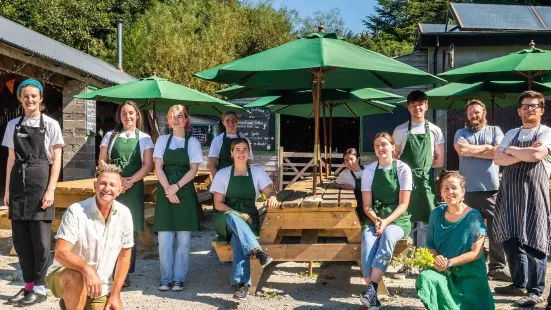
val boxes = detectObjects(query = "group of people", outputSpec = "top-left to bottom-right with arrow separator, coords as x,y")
3,79 -> 551,310
335,90 -> 551,310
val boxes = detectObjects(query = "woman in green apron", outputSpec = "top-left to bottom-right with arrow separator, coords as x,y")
416,172 -> 494,310
335,148 -> 365,220
359,132 -> 412,309
210,138 -> 278,301
99,101 -> 154,286
152,105 -> 203,292
208,111 -> 253,178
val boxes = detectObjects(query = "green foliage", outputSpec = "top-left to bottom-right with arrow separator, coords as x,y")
392,247 -> 450,275
0,0 -> 155,62
292,7 -> 345,37
298,271 -> 318,278
123,0 -> 295,95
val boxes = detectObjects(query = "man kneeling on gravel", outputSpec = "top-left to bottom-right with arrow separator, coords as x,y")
45,164 -> 134,310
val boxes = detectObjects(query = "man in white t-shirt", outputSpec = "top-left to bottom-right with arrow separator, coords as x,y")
392,90 -> 445,251
493,91 -> 551,308
45,165 -> 133,310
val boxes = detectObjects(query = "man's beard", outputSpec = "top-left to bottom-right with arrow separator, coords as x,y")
466,118 -> 487,131
522,114 -> 539,124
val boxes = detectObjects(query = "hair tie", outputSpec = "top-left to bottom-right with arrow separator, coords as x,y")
17,79 -> 44,97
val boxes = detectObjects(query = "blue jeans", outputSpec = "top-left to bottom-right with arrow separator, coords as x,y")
158,231 -> 191,284
226,213 -> 260,286
361,224 -> 404,278
503,237 -> 547,295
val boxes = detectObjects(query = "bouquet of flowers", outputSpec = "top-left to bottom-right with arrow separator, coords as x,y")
391,247 -> 450,275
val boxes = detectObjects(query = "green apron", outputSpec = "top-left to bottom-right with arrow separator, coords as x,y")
111,129 -> 145,231
363,160 -> 411,236
351,168 -> 365,221
400,121 -> 435,223
153,134 -> 200,232
212,165 -> 259,241
217,132 -> 241,170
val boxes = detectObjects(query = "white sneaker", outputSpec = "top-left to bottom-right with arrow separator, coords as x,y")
171,282 -> 184,291
158,282 -> 172,291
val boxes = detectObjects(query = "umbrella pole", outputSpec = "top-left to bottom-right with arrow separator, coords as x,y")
312,70 -> 323,194
490,93 -> 496,125
323,102 -> 328,179
329,106 -> 333,176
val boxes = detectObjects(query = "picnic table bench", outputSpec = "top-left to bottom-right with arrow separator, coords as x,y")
211,177 -> 411,296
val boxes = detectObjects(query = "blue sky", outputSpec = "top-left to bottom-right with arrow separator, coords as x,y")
267,0 -> 378,33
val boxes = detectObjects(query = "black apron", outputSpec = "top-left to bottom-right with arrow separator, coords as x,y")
9,114 -> 53,220
350,168 -> 365,221
494,126 -> 551,255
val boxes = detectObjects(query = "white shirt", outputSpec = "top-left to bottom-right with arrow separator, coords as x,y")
208,133 -> 254,160
153,134 -> 203,164
2,114 -> 64,163
100,130 -> 154,162
498,125 -> 551,177
361,160 -> 413,191
392,121 -> 445,155
336,169 -> 363,189
210,166 -> 273,199
47,197 -> 134,297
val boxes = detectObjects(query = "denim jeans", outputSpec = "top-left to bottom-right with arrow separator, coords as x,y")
158,231 -> 191,284
226,213 -> 260,286
361,224 -> 404,278
411,221 -> 428,247
503,237 -> 547,295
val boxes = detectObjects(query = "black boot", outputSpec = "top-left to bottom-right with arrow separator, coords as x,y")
7,288 -> 28,304
18,291 -> 47,306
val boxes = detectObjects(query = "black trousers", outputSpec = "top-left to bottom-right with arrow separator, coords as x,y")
12,220 -> 52,285
503,238 -> 547,295
464,191 -> 507,271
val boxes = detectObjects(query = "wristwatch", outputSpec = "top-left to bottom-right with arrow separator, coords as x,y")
447,259 -> 454,269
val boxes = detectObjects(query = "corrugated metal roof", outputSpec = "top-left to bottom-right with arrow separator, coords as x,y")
0,17 -> 135,85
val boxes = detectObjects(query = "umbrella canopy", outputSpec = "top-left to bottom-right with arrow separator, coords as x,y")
74,76 -> 243,115
195,32 -> 446,89
401,81 -> 551,110
217,85 -> 402,101
439,41 -> 551,85
245,97 -> 397,118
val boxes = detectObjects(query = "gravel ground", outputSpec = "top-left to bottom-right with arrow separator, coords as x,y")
0,208 -> 550,309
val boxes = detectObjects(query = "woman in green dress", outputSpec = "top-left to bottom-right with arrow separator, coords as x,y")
335,148 -> 365,220
99,101 -> 154,286
359,132 -> 412,309
152,105 -> 203,292
415,171 -> 495,310
208,111 -> 253,178
210,138 -> 278,301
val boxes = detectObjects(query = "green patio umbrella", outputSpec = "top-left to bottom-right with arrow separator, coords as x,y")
400,80 -> 551,123
75,76 -> 243,115
439,41 -> 551,87
195,30 -> 444,194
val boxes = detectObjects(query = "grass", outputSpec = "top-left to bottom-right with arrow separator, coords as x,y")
6,274 -> 22,283
298,271 -> 318,278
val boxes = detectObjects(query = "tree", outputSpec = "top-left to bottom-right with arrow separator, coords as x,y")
0,0 -> 155,62
293,8 -> 345,37
123,0 -> 295,95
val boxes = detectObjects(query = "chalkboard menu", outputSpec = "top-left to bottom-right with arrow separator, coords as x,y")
190,125 -> 214,147
239,107 -> 275,152
85,99 -> 96,136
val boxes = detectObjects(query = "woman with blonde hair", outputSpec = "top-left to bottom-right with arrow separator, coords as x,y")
152,105 -> 203,292
98,101 -> 154,286
359,132 -> 412,309
416,171 -> 494,310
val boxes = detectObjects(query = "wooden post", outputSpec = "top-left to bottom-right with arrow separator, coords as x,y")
311,70 -> 323,193
278,146 -> 284,191
490,93 -> 496,125
323,102 -> 329,178
329,106 -> 333,175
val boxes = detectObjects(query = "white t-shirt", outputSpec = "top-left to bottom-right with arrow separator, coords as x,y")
210,166 -> 273,199
1,114 -> 64,163
208,133 -> 254,160
153,134 -> 203,164
336,169 -> 363,189
47,197 -> 134,297
361,160 -> 413,191
498,125 -> 551,177
100,130 -> 154,162
392,121 -> 445,155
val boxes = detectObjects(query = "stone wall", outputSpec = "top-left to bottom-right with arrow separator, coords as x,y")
62,81 -> 96,180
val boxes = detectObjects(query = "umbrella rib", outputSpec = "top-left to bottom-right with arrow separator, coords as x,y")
239,72 -> 258,84
368,71 -> 394,88
343,103 -> 358,118
363,100 -> 393,113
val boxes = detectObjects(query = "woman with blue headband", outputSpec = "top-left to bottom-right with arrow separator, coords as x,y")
1,79 -> 64,306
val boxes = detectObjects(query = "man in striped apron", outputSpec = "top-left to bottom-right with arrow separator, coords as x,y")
493,91 -> 551,308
